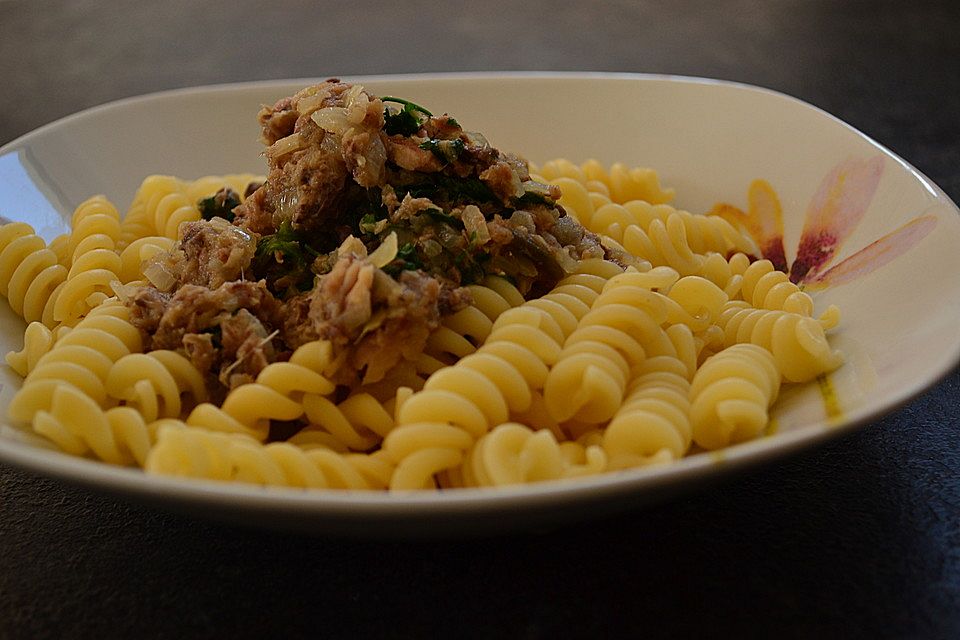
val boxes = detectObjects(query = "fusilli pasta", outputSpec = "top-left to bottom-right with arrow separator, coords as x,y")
0,147 -> 845,496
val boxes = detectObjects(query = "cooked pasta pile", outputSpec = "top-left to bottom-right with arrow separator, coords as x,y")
0,88 -> 844,492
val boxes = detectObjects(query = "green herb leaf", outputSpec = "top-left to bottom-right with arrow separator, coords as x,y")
404,177 -> 497,205
359,213 -> 379,234
396,242 -> 421,266
381,97 -> 433,116
198,188 -> 242,222
419,138 -> 465,164
255,221 -> 304,269
383,241 -> 423,275
382,97 -> 433,136
252,220 -> 318,297
256,240 -> 302,267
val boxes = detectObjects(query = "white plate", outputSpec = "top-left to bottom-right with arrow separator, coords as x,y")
1,73 -> 958,535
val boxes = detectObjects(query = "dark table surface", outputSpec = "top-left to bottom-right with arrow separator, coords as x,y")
1,1 -> 958,638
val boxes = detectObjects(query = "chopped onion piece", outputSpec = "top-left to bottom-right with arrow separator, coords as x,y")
311,107 -> 349,134
368,232 -> 399,268
337,235 -> 367,259
553,248 -> 579,274
110,280 -> 141,302
344,85 -> 369,124
266,133 -> 304,160
461,205 -> 490,245
296,91 -> 327,116
142,259 -> 177,291
274,187 -> 300,222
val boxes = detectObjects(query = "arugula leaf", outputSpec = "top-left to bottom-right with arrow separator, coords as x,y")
419,138 -> 465,164
198,188 -> 241,222
382,97 -> 432,136
383,242 -> 423,275
404,177 -> 497,205
381,97 -> 433,116
397,242 -> 423,269
255,221 -> 304,269
359,213 -> 379,234
252,220 -> 317,296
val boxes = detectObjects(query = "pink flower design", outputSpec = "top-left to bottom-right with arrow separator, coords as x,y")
710,155 -> 938,290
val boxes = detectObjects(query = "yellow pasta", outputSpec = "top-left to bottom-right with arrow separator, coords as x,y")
105,350 -> 208,423
532,158 -> 675,205
417,275 -> 525,374
689,344 -> 781,450
384,262 -> 616,490
0,79 -> 846,496
33,385 -> 155,466
461,422 -> 606,488
67,195 -> 122,264
0,222 -> 68,326
5,321 -> 57,376
297,392 -> 395,452
146,425 -> 392,489
184,341 -> 337,441
120,173 -> 262,246
8,300 -> 142,426
716,301 -> 844,382
603,355 -> 693,469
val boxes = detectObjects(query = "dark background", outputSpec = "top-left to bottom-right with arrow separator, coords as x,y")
1,1 -> 958,637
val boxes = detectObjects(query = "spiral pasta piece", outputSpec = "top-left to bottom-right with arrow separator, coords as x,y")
740,259 -> 812,315
183,340 -> 336,441
5,321 -> 57,377
600,269 -> 729,333
120,176 -> 182,247
418,275 -> 524,373
625,200 -> 756,257
533,158 -> 675,204
716,302 -> 844,383
8,299 -> 143,426
584,159 -> 675,204
31,385 -> 155,466
47,196 -> 126,326
689,343 -> 781,450
698,251 -> 751,298
120,173 -> 264,246
145,425 -> 392,489
460,422 -> 606,487
105,350 -> 208,423
602,356 -> 692,469
0,222 -> 69,326
47,233 -> 72,267
621,214 -> 707,276
67,195 -> 121,264
53,250 -> 122,326
384,265 -> 613,490
739,259 -> 840,328
295,392 -> 396,452
544,268 -> 683,425
153,192 -> 203,240
549,173 -> 755,262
